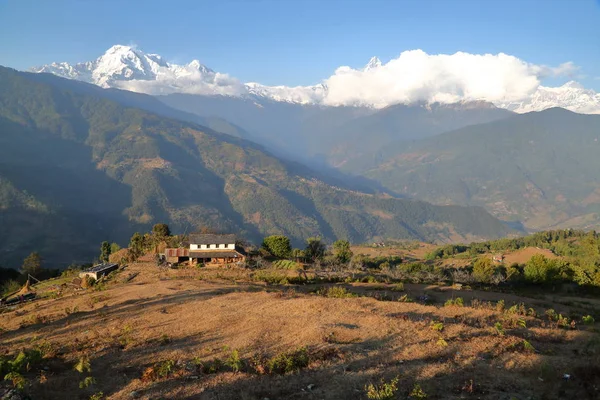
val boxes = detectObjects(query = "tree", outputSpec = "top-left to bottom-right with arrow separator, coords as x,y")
152,223 -> 171,239
99,241 -> 111,263
305,237 -> 326,262
333,240 -> 353,264
472,257 -> 495,283
524,254 -> 559,284
22,252 -> 42,276
261,235 -> 292,259
110,242 -> 121,254
128,232 -> 145,260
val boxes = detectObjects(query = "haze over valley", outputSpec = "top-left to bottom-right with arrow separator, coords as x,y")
2,2 -> 600,399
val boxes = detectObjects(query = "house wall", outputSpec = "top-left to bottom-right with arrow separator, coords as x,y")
189,243 -> 236,250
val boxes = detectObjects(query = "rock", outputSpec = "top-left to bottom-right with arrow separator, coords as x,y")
129,391 -> 140,398
307,384 -> 315,390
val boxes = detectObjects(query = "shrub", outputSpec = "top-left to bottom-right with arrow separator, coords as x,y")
317,286 -> 356,298
444,297 -> 464,307
391,282 -> 404,291
494,322 -> 505,336
252,270 -> 289,285
430,321 -> 444,332
272,260 -> 302,270
365,376 -> 399,400
156,359 -> 175,379
267,347 -> 309,374
473,257 -> 495,283
582,315 -> 595,325
79,376 -> 96,389
74,356 -> 91,374
89,392 -> 104,400
410,383 -> 428,399
4,372 -> 26,389
226,350 -> 243,373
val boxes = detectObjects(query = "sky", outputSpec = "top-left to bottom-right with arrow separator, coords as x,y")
0,0 -> 599,91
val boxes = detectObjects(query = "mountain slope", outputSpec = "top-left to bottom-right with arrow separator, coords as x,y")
362,108 -> 600,230
0,66 -> 512,266
325,101 -> 514,172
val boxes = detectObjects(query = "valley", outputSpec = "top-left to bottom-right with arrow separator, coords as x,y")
3,9 -> 600,399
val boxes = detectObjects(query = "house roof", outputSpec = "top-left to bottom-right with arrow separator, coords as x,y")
189,250 -> 244,259
188,233 -> 236,245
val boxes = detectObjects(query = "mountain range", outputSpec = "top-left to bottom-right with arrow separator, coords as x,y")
0,66 -> 512,267
32,45 -> 600,114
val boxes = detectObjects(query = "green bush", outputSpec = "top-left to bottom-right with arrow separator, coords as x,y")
262,235 -> 292,259
472,257 -> 495,283
365,376 -> 399,400
267,347 -> 309,374
317,286 -> 356,298
524,255 -> 558,283
582,315 -> 595,325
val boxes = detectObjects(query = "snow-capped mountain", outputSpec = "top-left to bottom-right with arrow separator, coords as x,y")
499,81 -> 600,114
32,45 -> 246,96
31,45 -> 600,113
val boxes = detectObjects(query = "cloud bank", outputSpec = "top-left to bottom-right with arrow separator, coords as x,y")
321,50 -> 578,108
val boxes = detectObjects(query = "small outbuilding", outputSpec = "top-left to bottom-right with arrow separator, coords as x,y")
79,263 -> 119,280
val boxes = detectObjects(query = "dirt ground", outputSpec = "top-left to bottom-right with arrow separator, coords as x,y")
1,262 -> 599,400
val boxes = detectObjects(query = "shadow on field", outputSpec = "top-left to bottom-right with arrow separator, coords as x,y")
4,283 -> 600,400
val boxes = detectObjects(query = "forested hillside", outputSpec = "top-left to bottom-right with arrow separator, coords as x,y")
0,66 -> 513,266
361,108 -> 600,230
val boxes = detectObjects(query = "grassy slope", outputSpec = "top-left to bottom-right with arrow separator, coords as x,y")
1,263 -> 598,399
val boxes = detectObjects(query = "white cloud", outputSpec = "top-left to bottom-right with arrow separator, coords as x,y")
321,50 -> 578,108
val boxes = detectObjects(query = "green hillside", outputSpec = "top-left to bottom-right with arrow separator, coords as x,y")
0,66 -> 513,266
362,108 -> 600,230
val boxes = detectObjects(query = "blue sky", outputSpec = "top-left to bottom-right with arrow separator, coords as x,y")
0,0 -> 599,89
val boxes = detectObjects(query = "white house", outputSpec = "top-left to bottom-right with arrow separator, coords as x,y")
165,233 -> 245,266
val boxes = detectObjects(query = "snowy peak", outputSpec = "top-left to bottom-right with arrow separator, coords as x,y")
30,45 -> 600,113
363,56 -> 382,71
499,81 -> 600,114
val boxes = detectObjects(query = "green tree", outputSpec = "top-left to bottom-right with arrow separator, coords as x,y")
305,237 -> 326,262
472,257 -> 495,283
152,223 -> 171,239
261,235 -> 292,259
128,232 -> 145,260
333,240 -> 353,264
524,254 -> 558,283
110,242 -> 121,254
99,241 -> 111,263
22,251 -> 42,276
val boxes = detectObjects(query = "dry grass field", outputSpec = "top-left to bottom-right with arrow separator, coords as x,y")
1,262 -> 599,400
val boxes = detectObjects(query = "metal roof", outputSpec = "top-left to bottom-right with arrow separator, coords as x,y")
85,263 -> 119,273
188,233 -> 236,245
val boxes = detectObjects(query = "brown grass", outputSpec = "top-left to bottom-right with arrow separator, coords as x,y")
1,262 -> 599,399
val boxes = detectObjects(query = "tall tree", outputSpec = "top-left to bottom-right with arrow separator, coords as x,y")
22,252 -> 42,276
305,237 -> 326,262
99,241 -> 111,263
128,232 -> 145,260
333,240 -> 353,264
152,223 -> 171,239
